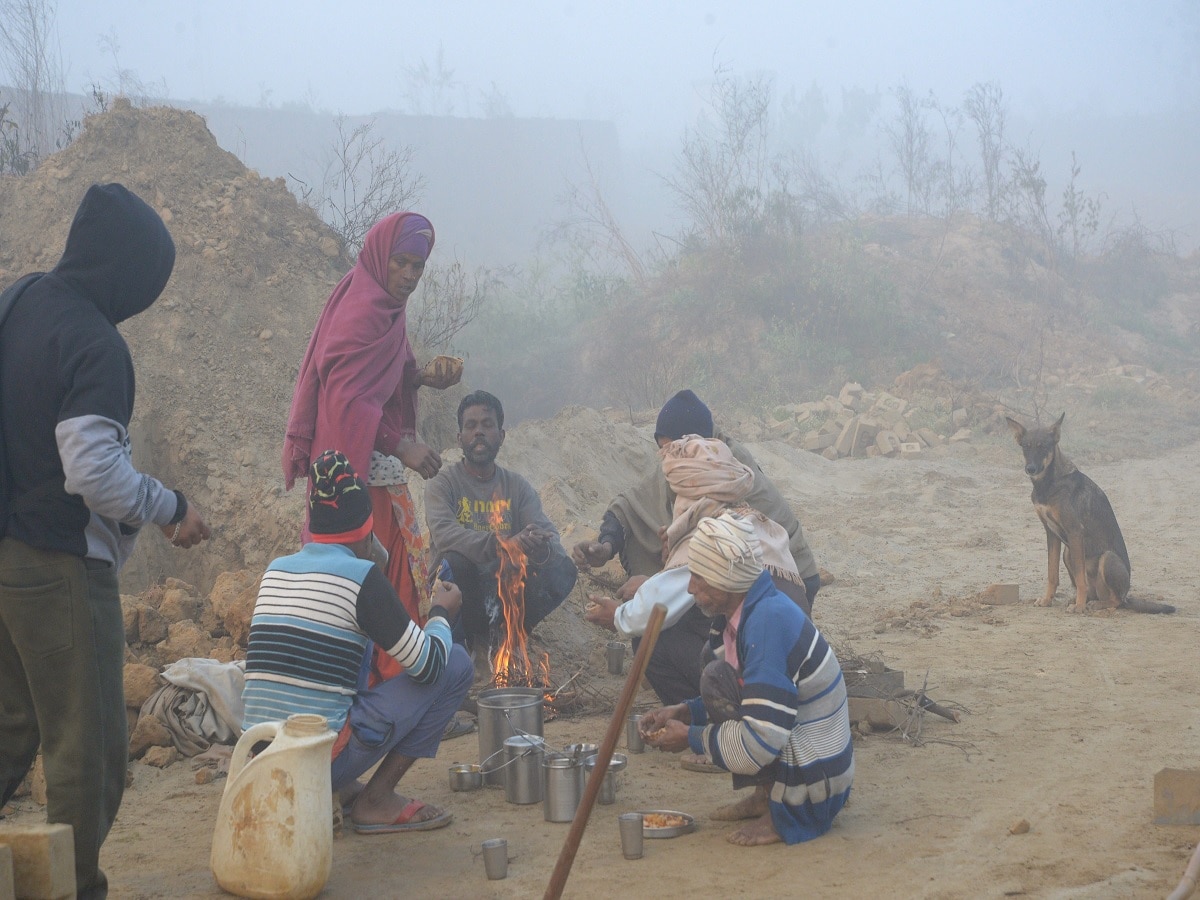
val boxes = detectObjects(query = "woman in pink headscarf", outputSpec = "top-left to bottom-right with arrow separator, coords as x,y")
283,212 -> 461,625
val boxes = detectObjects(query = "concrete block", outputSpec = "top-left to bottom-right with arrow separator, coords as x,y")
1,845 -> 14,900
838,381 -> 864,407
916,427 -> 942,446
768,417 -> 795,437
802,430 -> 836,452
820,446 -> 839,461
0,823 -> 74,900
899,442 -> 923,459
833,418 -> 859,457
875,430 -> 902,457
980,583 -> 1020,605
949,427 -> 972,443
892,419 -> 912,441
1154,768 -> 1200,825
850,420 -> 881,457
870,392 -> 908,417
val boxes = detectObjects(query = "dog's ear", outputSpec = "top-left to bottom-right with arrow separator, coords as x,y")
1005,417 -> 1025,442
1052,412 -> 1065,440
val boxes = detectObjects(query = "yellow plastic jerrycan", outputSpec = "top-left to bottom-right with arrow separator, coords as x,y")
210,713 -> 337,899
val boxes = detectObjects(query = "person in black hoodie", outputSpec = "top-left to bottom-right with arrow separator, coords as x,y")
0,183 -> 210,899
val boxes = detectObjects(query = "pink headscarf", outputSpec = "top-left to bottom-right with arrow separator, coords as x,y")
282,213 -> 435,490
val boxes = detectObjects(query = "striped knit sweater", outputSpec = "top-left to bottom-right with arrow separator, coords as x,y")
242,543 -> 452,732
686,569 -> 854,844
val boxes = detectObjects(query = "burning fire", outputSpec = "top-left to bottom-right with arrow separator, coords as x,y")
488,498 -> 550,691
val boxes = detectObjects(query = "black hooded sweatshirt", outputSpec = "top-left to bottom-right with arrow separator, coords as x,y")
0,183 -> 181,565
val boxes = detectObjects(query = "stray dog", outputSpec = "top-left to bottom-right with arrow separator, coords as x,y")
1006,413 -> 1174,614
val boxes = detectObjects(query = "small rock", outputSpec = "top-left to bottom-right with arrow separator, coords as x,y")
129,713 -> 173,758
1008,818 -> 1030,835
195,768 -> 216,785
143,746 -> 181,769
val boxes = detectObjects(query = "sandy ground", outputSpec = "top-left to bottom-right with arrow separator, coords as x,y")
6,434 -> 1199,899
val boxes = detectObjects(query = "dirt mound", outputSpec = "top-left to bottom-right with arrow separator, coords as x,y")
0,101 -> 457,592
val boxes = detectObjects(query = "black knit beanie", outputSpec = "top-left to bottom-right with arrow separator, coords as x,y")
308,450 -> 374,543
655,389 -> 714,440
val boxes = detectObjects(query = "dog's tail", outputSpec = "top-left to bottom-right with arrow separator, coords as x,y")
1122,596 -> 1177,614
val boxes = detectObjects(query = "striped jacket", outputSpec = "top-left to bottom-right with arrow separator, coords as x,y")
686,570 -> 854,843
242,542 -> 452,732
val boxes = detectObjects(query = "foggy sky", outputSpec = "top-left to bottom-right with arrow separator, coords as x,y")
56,1 -> 1199,145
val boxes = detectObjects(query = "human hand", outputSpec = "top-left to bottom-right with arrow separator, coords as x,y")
616,575 -> 648,602
639,703 -> 690,738
397,440 -> 442,479
161,504 -> 211,549
418,355 -> 463,390
515,524 -> 552,555
583,594 -> 619,631
430,579 -> 462,621
644,718 -> 690,752
571,540 -> 613,569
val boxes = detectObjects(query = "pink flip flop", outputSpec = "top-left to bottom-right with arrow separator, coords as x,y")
353,799 -> 453,834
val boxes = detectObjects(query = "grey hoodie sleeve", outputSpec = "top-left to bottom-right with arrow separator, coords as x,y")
56,413 -> 178,527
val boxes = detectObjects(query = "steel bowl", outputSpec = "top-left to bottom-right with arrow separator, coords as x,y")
448,763 -> 483,791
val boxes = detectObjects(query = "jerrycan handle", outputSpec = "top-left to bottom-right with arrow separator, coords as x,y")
228,721 -> 282,782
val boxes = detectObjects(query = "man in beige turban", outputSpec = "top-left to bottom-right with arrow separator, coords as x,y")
641,512 -> 854,846
572,390 -> 821,609
584,437 -> 805,708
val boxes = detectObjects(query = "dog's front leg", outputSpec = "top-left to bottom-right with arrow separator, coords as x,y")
1064,534 -> 1089,614
1036,529 -> 1060,607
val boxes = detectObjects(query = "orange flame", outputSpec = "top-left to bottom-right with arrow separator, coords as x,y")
487,496 -> 549,691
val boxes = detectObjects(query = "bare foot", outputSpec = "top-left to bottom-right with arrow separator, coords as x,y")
711,791 -> 769,822
727,811 -> 783,846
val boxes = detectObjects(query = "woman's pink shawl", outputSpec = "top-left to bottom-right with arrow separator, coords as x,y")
282,213 -> 435,489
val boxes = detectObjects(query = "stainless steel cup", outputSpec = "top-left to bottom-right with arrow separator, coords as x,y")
626,714 -> 645,753
605,640 -> 626,675
482,838 -> 508,880
618,813 -> 644,860
542,756 -> 584,823
585,752 -> 627,804
448,763 -> 483,791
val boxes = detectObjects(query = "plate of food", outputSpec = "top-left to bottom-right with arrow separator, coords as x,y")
637,810 -> 696,838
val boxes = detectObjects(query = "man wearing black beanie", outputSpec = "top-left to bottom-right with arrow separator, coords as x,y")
576,389 -> 821,706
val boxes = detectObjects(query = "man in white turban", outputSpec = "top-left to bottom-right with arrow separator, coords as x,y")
584,437 -> 805,708
642,512 -> 854,846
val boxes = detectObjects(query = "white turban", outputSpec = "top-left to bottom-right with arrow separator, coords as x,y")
687,512 -> 764,593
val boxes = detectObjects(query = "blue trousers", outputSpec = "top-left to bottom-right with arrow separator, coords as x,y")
330,645 -> 473,790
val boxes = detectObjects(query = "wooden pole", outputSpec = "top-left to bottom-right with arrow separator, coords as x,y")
544,603 -> 667,900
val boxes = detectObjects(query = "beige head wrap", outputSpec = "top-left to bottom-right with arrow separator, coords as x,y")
660,436 -> 754,567
687,512 -> 764,593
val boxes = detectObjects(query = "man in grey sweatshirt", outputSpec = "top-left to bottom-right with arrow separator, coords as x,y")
424,390 -> 576,665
